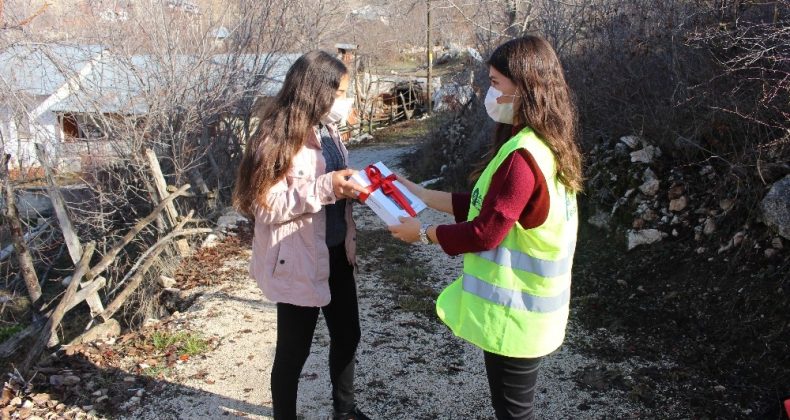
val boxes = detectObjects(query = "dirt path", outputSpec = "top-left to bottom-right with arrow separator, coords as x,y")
122,143 -> 668,419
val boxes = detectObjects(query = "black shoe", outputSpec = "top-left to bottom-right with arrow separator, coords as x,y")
332,406 -> 372,420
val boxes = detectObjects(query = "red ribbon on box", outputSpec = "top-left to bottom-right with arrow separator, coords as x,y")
358,165 -> 417,217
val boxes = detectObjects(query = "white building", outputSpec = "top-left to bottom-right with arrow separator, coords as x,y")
0,43 -> 299,172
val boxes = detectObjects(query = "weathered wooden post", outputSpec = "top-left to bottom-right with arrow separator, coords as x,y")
35,143 -> 104,319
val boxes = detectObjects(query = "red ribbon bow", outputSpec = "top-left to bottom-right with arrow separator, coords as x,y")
358,165 -> 417,217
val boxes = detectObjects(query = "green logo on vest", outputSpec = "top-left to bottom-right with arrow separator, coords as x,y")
565,192 -> 577,221
471,188 -> 482,209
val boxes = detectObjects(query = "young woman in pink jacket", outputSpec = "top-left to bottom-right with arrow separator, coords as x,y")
234,50 -> 371,420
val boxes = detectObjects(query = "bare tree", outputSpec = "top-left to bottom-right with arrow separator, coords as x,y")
0,0 -> 331,327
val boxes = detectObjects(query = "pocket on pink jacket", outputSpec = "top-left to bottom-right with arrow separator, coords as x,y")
272,236 -> 291,279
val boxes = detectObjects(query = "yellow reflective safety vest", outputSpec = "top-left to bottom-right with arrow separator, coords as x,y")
436,127 -> 578,358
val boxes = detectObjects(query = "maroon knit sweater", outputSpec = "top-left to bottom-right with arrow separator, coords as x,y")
434,149 -> 550,255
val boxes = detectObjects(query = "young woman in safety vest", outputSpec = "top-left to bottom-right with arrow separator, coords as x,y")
234,51 -> 372,420
389,36 -> 582,420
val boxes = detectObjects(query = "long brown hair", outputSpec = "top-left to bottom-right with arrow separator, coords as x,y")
481,36 -> 583,192
233,51 -> 347,218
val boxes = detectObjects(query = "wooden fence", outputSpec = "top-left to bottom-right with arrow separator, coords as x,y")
0,144 -> 213,374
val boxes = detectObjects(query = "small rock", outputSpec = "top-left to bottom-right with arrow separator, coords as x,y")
672,229 -> 679,237
715,385 -> 726,392
696,247 -> 707,254
22,400 -> 34,408
619,135 -> 642,149
95,396 -> 109,404
761,175 -> 790,239
719,198 -> 735,212
82,405 -> 93,411
63,376 -> 81,386
49,375 -> 64,386
158,275 -> 176,288
201,233 -> 220,248
703,218 -> 716,235
10,397 -> 22,406
136,389 -> 144,397
643,168 -> 657,181
668,183 -> 685,199
129,396 -> 141,404
669,196 -> 688,212
630,146 -> 661,164
719,239 -> 735,253
639,179 -> 660,196
587,209 -> 611,230
616,279 -> 628,287
733,231 -> 746,247
31,393 -> 51,405
123,376 -> 137,383
765,248 -> 778,258
627,229 -> 664,250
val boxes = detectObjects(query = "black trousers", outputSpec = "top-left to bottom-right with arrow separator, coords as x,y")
484,351 -> 543,420
271,244 -> 361,420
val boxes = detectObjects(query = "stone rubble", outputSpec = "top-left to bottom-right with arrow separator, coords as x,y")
584,135 -> 786,259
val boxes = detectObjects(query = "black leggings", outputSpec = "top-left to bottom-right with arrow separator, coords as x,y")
484,351 -> 543,420
271,244 -> 361,420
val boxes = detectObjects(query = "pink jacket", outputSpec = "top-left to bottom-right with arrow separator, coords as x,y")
250,124 -> 357,307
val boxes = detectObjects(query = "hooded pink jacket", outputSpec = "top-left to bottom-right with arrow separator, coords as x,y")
250,124 -> 357,307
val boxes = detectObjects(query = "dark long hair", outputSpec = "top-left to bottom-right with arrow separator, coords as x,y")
481,36 -> 583,192
233,51 -> 347,217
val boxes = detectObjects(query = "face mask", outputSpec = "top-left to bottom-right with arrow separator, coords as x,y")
484,87 -> 516,124
321,97 -> 353,125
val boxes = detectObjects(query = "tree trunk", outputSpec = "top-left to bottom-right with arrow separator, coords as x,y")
1,154 -> 41,303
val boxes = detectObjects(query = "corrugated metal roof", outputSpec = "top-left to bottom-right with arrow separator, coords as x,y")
0,43 -> 104,96
1,43 -> 300,114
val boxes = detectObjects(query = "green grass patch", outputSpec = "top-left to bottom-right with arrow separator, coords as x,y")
0,324 -> 23,343
150,330 -> 209,356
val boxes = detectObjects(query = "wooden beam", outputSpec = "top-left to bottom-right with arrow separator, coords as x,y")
21,241 -> 96,374
35,144 -> 103,316
143,148 -> 190,256
34,144 -> 83,263
64,277 -> 106,313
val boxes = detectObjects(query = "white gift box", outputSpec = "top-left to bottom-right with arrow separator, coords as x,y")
351,161 -> 427,226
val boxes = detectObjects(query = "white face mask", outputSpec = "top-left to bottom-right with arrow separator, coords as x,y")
321,97 -> 353,125
484,87 -> 516,124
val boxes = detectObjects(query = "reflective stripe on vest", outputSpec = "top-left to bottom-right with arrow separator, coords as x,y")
475,244 -> 574,278
462,273 -> 570,313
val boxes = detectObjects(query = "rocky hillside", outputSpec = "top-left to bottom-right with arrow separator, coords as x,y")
584,135 -> 788,259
